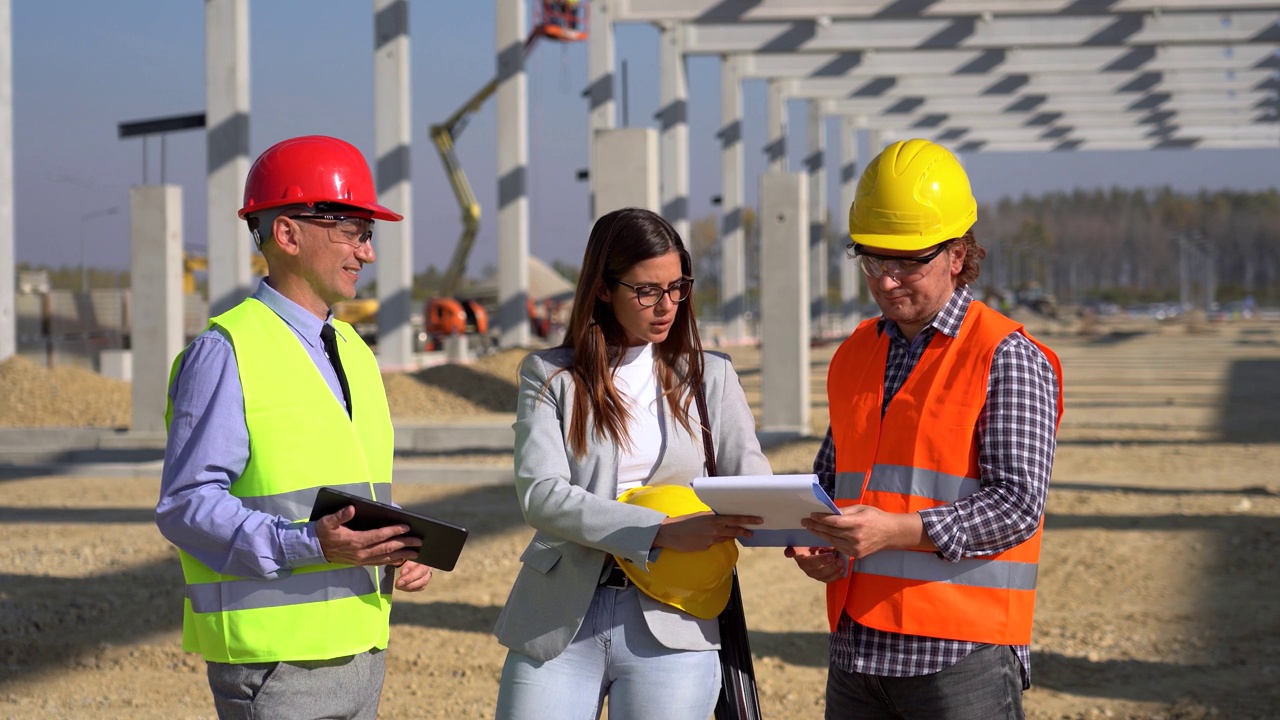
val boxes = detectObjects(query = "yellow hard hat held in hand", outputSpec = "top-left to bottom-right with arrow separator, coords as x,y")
615,484 -> 738,620
848,138 -> 977,252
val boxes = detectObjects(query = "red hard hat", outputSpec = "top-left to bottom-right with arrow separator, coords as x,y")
238,135 -> 403,221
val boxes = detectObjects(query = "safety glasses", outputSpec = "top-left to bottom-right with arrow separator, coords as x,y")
852,242 -> 952,281
288,214 -> 374,247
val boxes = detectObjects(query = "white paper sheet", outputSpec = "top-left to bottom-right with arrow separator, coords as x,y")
691,474 -> 841,548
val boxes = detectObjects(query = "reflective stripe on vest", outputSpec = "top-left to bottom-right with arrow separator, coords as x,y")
237,482 -> 394,519
853,551 -> 1038,590
833,472 -> 865,501
187,566 -> 379,613
865,464 -> 981,505
165,299 -> 396,663
823,301 -> 1063,646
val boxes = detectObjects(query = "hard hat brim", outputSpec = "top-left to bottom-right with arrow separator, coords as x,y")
238,197 -> 403,222
850,216 -> 975,253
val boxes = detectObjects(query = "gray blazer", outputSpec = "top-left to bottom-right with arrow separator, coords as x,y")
492,347 -> 773,662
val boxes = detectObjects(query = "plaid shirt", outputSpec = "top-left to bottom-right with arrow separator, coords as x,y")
815,286 -> 1059,689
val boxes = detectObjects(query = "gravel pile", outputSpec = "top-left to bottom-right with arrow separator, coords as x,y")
0,355 -> 131,428
0,349 -> 534,429
383,349 -> 528,420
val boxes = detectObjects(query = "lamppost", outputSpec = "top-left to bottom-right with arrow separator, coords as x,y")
79,206 -> 121,291
50,173 -> 93,291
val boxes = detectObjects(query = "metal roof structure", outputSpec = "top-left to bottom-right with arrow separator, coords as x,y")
676,11 -> 1280,54
607,0 -> 1280,23
584,0 -> 1280,353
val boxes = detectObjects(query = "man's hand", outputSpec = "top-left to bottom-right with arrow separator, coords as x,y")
784,546 -> 846,583
316,504 -> 423,566
393,561 -> 434,592
801,505 -> 933,559
652,511 -> 763,552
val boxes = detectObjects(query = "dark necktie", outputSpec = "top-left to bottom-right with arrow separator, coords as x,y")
320,323 -> 353,417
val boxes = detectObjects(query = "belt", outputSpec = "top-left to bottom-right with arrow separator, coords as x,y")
600,563 -> 633,589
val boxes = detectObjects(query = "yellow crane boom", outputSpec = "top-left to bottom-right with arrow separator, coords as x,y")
428,6 -> 586,299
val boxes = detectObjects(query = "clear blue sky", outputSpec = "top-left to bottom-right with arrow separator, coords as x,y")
14,1 -> 1280,276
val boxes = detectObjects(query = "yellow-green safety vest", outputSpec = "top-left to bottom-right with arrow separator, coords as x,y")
165,298 -> 395,663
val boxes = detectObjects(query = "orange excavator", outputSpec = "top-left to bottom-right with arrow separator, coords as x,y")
425,0 -> 586,351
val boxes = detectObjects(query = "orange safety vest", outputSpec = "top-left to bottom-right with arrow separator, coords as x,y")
825,300 -> 1063,645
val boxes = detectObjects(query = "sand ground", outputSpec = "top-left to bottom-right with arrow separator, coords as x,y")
2,315 -> 1279,719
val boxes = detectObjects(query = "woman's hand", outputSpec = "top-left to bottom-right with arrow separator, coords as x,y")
652,511 -> 762,552
784,546 -> 847,583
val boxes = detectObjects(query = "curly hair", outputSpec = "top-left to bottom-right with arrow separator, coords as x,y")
954,228 -> 986,288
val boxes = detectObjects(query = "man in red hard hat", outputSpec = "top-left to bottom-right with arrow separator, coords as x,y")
156,136 -> 430,719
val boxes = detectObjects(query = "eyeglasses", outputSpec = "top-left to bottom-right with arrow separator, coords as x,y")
612,277 -> 694,307
852,242 -> 952,281
288,214 -> 374,247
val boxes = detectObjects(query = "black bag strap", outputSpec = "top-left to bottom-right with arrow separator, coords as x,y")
696,377 -> 764,720
694,382 -> 718,477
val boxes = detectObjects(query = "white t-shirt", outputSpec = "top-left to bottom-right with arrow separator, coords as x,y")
612,343 -> 665,497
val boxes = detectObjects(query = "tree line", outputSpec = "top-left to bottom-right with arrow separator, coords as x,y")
18,187 -> 1278,309
979,187 -> 1279,307
682,187 -> 1279,312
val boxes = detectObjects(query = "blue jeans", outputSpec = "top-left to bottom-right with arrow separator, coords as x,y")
495,585 -> 722,720
825,643 -> 1024,720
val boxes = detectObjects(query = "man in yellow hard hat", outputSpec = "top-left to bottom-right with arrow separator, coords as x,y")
788,138 -> 1064,719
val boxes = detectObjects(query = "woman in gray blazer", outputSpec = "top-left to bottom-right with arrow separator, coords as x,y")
493,208 -> 773,720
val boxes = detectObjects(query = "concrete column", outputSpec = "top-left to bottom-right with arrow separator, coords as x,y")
496,0 -> 530,348
838,118 -> 862,333
759,172 -> 809,439
806,100 -> 827,339
205,0 -> 251,316
0,0 -> 12,361
766,79 -> 788,173
373,0 -> 413,369
585,0 -> 616,220
718,55 -> 746,344
866,128 -> 883,156
130,186 -> 185,435
593,128 -> 659,216
657,24 -> 689,243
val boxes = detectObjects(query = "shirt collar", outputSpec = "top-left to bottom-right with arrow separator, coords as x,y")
252,279 -> 330,349
876,285 -> 973,341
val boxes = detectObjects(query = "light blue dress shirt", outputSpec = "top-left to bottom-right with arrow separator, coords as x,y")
155,280 -> 353,579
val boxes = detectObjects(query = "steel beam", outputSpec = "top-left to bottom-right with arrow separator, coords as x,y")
737,43 -> 1279,78
866,111 -> 1278,131
822,91 -> 1272,116
613,0 -> 1280,23
901,135 -> 1280,151
681,11 -> 1280,55
788,69 -> 1277,100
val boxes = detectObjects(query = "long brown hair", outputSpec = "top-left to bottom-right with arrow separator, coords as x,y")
559,208 -> 704,458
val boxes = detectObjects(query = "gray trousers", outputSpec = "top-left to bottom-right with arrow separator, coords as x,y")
206,649 -> 386,720
824,643 -> 1024,720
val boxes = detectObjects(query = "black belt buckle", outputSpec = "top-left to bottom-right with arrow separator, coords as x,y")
601,564 -> 632,589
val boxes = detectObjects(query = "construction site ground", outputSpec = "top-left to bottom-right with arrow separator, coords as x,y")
2,312 -> 1279,719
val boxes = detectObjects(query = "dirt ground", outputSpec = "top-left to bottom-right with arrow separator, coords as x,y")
3,314 -> 1280,719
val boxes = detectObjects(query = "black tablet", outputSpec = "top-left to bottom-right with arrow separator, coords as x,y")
309,487 -> 469,572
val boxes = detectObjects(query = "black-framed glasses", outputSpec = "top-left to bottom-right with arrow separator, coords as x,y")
288,214 -> 374,247
612,277 -> 694,307
851,242 -> 952,281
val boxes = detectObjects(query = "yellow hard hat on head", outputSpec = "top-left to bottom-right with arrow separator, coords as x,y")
615,484 -> 738,620
848,138 -> 977,252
